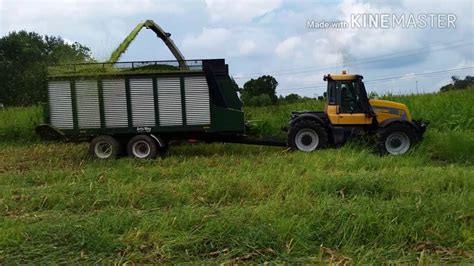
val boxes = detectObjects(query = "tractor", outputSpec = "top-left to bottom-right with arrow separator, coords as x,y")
287,71 -> 427,155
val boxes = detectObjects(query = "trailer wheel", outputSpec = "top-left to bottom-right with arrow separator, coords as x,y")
127,135 -> 158,159
89,135 -> 122,159
288,120 -> 328,152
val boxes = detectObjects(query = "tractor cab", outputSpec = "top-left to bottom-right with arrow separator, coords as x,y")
323,71 -> 418,128
323,71 -> 374,125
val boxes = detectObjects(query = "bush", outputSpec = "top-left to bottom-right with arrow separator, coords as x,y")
246,94 -> 273,107
282,93 -> 302,104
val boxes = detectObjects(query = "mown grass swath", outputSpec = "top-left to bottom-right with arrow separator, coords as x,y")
0,87 -> 472,263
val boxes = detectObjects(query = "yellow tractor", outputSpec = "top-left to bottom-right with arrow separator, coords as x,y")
287,71 -> 427,155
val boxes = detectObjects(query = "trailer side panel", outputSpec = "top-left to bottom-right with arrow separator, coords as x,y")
48,80 -> 74,129
76,80 -> 101,129
102,79 -> 128,128
130,78 -> 155,127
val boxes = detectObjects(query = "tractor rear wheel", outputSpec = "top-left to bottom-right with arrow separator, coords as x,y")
376,123 -> 417,155
89,135 -> 122,159
288,120 -> 328,152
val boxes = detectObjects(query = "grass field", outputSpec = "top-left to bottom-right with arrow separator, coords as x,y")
0,88 -> 473,263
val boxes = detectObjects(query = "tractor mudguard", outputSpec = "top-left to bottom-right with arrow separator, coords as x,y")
288,113 -> 327,127
380,118 -> 417,129
379,118 -> 428,139
288,113 -> 346,145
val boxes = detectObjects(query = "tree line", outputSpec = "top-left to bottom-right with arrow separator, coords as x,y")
439,76 -> 474,92
234,75 -> 319,107
0,31 -> 92,106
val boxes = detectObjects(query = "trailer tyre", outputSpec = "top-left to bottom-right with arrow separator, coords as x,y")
89,135 -> 122,159
127,135 -> 158,159
288,120 -> 328,152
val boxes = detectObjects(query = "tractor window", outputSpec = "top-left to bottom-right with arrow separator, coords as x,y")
339,81 -> 365,113
327,81 -> 336,105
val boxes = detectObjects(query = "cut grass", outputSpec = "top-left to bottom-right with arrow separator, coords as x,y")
0,88 -> 473,263
47,63 -> 184,77
108,21 -> 145,64
0,143 -> 472,263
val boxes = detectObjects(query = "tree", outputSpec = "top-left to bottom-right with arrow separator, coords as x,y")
453,75 -> 474,90
0,31 -> 93,106
440,75 -> 474,92
242,75 -> 278,104
44,35 -> 92,64
283,93 -> 301,103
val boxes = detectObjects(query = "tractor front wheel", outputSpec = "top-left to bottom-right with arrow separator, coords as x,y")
288,120 -> 328,152
376,123 -> 417,155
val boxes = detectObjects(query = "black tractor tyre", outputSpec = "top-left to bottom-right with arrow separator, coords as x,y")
288,119 -> 329,151
89,135 -> 122,159
127,135 -> 158,159
376,123 -> 418,155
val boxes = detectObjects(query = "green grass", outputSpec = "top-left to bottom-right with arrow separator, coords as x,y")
0,88 -> 473,263
0,105 -> 41,143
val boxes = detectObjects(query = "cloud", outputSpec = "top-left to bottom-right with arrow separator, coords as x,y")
273,0 -> 425,69
205,0 -> 282,22
182,27 -> 232,52
239,40 -> 257,55
182,26 -> 277,59
1,0 -> 183,22
267,0 -> 473,95
274,36 -> 302,58
62,38 -> 75,45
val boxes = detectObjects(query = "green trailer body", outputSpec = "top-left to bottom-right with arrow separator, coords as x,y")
40,59 -> 245,140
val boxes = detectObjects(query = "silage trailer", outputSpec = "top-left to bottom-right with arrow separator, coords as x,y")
36,20 -> 285,159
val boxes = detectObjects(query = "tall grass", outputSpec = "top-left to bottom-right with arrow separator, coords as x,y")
385,89 -> 474,131
244,99 -> 325,138
0,106 -> 42,143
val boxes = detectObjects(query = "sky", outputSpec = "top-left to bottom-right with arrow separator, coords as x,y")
1,0 -> 473,97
